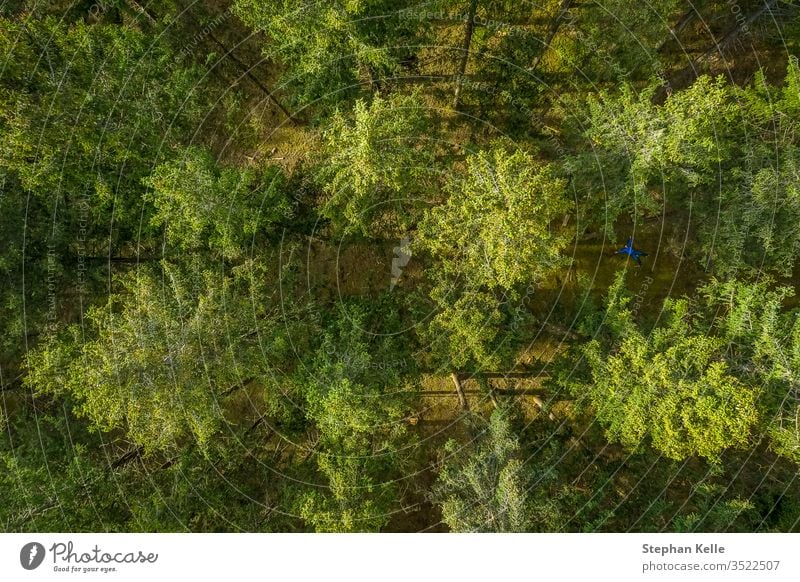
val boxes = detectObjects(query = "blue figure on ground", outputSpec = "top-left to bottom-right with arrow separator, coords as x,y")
615,237 -> 648,265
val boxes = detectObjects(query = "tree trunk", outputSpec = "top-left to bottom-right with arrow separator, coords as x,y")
84,256 -> 160,264
656,6 -> 699,52
532,395 -> 556,421
124,0 -> 157,24
177,5 -> 297,125
542,322 -> 583,340
478,371 -> 550,379
407,388 -> 555,396
111,446 -> 144,469
221,377 -> 258,397
453,0 -> 479,109
659,0 -> 781,99
527,0 -> 573,75
484,378 -> 500,409
451,372 -> 470,410
699,0 -> 780,61
0,373 -> 23,392
245,416 -> 268,437
205,31 -> 298,125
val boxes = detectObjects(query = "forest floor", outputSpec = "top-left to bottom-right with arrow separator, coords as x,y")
172,1 -> 800,532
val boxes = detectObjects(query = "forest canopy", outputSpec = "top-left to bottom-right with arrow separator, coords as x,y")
2,0 -> 800,533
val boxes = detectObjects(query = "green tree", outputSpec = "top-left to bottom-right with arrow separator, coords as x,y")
144,147 -> 289,259
416,146 -> 568,371
570,63 -> 800,276
291,300 -> 417,532
433,407 -> 561,532
0,17 -> 210,251
232,0 -> 423,109
569,76 -> 738,238
570,272 -> 800,463
316,92 -> 433,235
584,327 -> 759,461
700,278 -> 800,464
418,147 -> 570,291
24,261 -> 284,453
0,408 -> 130,531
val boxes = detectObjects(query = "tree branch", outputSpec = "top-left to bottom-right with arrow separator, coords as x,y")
205,30 -> 298,125
453,0 -> 479,109
451,372 -> 470,410
110,445 -> 144,469
698,0 -> 781,61
527,0 -> 574,75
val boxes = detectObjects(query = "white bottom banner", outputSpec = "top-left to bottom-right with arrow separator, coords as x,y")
2,534 -> 799,581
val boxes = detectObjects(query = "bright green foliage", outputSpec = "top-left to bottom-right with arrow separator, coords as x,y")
433,407 -> 557,532
700,279 -> 800,464
573,76 -> 738,236
579,273 -> 760,461
418,284 -> 535,372
296,454 -> 397,533
145,147 -> 289,259
708,62 -> 800,276
292,301 -> 414,532
584,330 -> 758,461
422,288 -> 504,370
232,0 -> 422,109
573,63 -> 800,276
419,147 -> 570,290
24,263 -> 275,453
574,272 -> 800,463
318,92 -> 432,235
416,147 -> 568,371
737,159 -> 800,272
